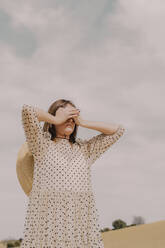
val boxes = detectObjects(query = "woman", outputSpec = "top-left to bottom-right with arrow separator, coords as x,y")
20,99 -> 125,248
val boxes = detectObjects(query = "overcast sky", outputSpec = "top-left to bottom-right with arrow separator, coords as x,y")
0,0 -> 165,240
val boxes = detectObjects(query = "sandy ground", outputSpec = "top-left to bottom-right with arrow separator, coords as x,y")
101,220 -> 165,248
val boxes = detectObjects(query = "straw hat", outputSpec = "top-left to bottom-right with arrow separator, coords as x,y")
16,142 -> 34,197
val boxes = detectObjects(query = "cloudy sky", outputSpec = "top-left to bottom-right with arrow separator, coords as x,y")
0,0 -> 165,240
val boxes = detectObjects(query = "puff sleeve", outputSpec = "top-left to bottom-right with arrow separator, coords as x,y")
21,104 -> 50,158
77,125 -> 125,166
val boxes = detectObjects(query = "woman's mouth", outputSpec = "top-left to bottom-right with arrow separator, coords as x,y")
66,124 -> 72,128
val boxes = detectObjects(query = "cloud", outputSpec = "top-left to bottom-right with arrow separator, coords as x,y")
0,8 -> 37,57
0,0 -> 165,239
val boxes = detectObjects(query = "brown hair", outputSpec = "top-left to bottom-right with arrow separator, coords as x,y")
43,99 -> 78,144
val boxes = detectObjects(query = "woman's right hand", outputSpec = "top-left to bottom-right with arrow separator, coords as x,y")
54,106 -> 80,125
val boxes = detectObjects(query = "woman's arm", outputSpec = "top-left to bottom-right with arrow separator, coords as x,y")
22,104 -> 49,157
22,104 -> 59,157
79,119 -> 120,134
36,108 -> 58,124
22,104 -> 79,157
77,118 -> 125,166
36,106 -> 78,125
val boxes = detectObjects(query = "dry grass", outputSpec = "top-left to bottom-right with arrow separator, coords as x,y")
101,220 -> 165,248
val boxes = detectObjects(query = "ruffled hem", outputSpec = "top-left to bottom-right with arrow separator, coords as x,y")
21,237 -> 104,248
20,189 -> 104,248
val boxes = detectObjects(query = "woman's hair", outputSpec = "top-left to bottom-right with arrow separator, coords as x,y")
43,99 -> 78,144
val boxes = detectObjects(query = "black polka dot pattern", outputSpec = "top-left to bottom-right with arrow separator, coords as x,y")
20,104 -> 125,248
76,125 -> 125,167
21,104 -> 50,160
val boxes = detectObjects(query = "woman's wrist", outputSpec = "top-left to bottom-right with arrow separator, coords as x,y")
79,119 -> 89,128
53,116 -> 62,125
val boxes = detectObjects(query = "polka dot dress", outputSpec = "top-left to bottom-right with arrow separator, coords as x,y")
20,104 -> 125,248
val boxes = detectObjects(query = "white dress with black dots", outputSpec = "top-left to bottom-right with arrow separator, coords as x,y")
20,104 -> 125,248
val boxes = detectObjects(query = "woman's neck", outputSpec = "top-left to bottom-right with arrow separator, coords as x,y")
56,134 -> 70,140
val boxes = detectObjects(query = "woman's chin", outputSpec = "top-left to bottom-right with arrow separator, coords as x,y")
65,127 -> 73,134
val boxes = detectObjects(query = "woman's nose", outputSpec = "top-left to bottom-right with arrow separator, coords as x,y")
67,118 -> 74,123
70,118 -> 74,123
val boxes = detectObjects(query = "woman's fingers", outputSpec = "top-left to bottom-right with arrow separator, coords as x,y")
68,109 -> 79,113
68,113 -> 79,118
68,110 -> 80,116
65,107 -> 80,120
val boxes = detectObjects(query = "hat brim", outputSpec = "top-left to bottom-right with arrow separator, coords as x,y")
16,142 -> 34,197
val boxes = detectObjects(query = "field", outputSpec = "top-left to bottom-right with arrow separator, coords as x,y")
101,220 -> 165,248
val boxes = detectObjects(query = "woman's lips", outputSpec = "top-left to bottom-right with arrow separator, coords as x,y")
66,124 -> 72,127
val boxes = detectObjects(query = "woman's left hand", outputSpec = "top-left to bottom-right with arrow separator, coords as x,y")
73,110 -> 84,126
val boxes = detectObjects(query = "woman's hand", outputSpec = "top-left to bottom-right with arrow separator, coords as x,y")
72,112 -> 84,126
54,106 -> 80,125
66,105 -> 84,126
